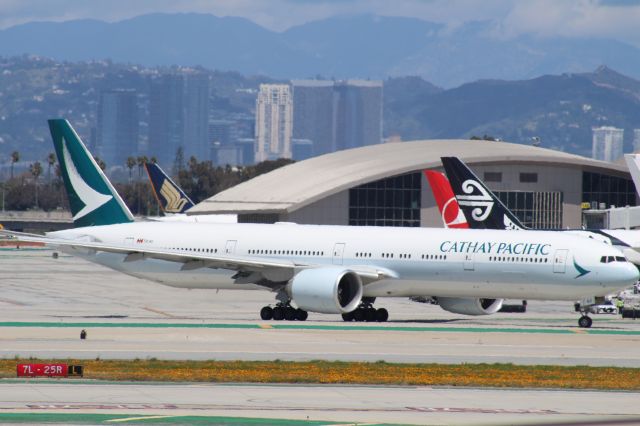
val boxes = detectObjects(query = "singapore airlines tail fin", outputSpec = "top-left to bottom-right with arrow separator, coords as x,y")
440,157 -> 527,230
144,162 -> 194,214
48,119 -> 134,227
624,154 -> 640,196
424,170 -> 469,229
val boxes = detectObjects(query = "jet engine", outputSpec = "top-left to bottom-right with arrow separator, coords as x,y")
288,267 -> 363,314
437,297 -> 504,316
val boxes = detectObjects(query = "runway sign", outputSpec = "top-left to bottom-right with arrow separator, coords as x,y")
17,364 -> 83,377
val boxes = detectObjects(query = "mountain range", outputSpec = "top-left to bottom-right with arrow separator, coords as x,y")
1,13 -> 640,87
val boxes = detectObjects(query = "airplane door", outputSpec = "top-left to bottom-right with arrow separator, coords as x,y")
332,243 -> 345,265
124,237 -> 134,245
463,253 -> 475,271
225,240 -> 237,255
553,249 -> 568,273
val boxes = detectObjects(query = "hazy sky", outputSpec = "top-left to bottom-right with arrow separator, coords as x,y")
1,0 -> 640,46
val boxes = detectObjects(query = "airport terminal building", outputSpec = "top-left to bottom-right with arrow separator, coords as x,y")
188,139 -> 636,229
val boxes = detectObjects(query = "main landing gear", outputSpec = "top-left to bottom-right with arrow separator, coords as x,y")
260,304 -> 308,321
342,300 -> 388,322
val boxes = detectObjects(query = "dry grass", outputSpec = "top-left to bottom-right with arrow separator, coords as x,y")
2,359 -> 639,390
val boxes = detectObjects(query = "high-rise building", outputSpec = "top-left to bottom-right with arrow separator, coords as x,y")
333,80 -> 383,151
291,80 -> 334,156
255,84 -> 293,162
592,126 -> 624,162
96,89 -> 139,168
633,129 -> 640,152
291,79 -> 383,158
149,74 -> 184,167
183,73 -> 210,161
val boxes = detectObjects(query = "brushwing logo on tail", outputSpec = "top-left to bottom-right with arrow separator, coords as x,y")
62,138 -> 112,220
159,180 -> 189,213
456,179 -> 494,221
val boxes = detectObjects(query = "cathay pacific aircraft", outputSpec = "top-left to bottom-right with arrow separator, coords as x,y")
3,120 -> 638,328
438,156 -> 640,266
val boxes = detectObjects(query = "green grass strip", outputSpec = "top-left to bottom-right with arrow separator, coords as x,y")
2,359 -> 640,391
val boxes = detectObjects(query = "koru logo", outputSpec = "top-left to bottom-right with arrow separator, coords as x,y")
456,179 -> 494,221
503,215 -> 523,230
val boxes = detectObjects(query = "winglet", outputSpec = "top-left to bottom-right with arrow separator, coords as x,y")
48,119 -> 134,227
424,170 -> 469,229
144,162 -> 194,214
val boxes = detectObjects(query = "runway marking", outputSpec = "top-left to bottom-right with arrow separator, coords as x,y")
1,321 -> 639,335
0,413 -> 370,425
106,415 -> 176,422
142,306 -> 177,318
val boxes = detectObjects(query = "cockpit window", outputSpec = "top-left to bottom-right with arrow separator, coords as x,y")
601,255 -> 628,263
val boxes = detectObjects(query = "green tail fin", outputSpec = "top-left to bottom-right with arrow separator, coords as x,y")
48,119 -> 134,227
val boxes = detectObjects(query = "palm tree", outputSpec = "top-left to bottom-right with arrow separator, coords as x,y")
46,152 -> 56,184
10,151 -> 19,179
136,156 -> 148,180
30,161 -> 42,208
126,156 -> 136,183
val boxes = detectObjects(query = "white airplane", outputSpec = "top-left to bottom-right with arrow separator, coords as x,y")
2,119 -> 638,328
438,156 -> 640,265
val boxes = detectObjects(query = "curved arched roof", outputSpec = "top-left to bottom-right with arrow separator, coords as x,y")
188,139 -> 629,215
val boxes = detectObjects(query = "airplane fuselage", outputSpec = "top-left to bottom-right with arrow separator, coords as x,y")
49,221 -> 638,301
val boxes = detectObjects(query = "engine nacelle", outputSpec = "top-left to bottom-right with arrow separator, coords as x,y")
289,267 -> 363,314
438,297 -> 504,316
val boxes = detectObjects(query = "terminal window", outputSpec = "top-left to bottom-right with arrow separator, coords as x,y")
349,172 -> 421,227
494,190 -> 563,229
519,172 -> 538,183
484,172 -> 502,182
582,171 -> 636,209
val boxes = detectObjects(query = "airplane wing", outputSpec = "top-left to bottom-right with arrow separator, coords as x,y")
0,230 -> 394,284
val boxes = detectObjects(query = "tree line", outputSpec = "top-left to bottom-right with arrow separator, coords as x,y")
1,151 -> 293,215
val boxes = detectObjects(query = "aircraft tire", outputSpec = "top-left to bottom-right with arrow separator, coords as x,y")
375,308 -> 389,322
284,307 -> 297,321
260,306 -> 273,321
578,315 -> 592,328
342,312 -> 354,322
365,308 -> 377,322
273,307 -> 285,321
296,309 -> 308,321
353,308 -> 366,322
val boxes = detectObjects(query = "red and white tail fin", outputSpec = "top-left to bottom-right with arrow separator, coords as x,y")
424,170 -> 469,229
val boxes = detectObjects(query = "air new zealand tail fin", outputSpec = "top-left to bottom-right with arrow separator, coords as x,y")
440,157 -> 527,230
48,119 -> 134,227
144,162 -> 194,214
424,170 -> 469,229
